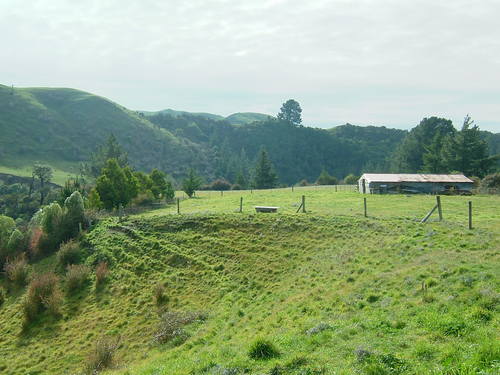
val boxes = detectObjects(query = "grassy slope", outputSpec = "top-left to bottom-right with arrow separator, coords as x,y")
0,85 -> 207,179
0,191 -> 498,375
224,112 -> 272,125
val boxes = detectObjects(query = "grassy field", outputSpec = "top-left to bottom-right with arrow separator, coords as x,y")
0,190 -> 498,375
0,164 -> 77,186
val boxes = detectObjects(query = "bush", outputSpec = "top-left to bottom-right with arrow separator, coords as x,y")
153,311 -> 206,345
0,287 -> 6,307
57,240 -> 81,266
23,272 -> 62,323
66,264 -> 90,293
154,283 -> 168,305
316,170 -> 338,185
481,173 -> 500,189
344,174 -> 359,185
95,261 -> 109,287
85,336 -> 120,374
210,179 -> 232,191
297,179 -> 309,187
248,338 -> 280,360
28,227 -> 43,257
132,191 -> 156,206
231,183 -> 243,190
4,253 -> 30,286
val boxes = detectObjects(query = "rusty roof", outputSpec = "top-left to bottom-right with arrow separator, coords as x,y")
360,174 -> 474,183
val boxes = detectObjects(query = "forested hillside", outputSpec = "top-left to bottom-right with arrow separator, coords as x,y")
1,84 -> 498,185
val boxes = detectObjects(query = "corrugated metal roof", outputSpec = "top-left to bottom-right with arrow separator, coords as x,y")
359,174 -> 474,183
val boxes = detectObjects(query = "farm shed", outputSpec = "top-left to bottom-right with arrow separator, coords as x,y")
358,174 -> 474,194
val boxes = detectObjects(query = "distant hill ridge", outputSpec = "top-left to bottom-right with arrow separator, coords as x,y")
139,108 -> 272,125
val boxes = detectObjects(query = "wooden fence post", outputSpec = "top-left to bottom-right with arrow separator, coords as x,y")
292,185 -> 294,192
221,190 -> 223,197
177,198 -> 180,214
436,196 -> 442,221
468,201 -> 472,229
240,197 -> 243,213
302,195 -> 306,213
363,197 -> 367,217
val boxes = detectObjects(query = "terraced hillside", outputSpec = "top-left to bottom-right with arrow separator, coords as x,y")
0,192 -> 498,375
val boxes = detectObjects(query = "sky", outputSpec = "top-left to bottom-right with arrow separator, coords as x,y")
1,0 -> 499,132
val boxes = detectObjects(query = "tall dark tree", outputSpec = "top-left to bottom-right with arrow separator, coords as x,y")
86,134 -> 128,178
253,149 -> 278,189
442,115 -> 494,177
391,117 -> 455,172
182,169 -> 202,198
277,99 -> 302,126
32,164 -> 53,205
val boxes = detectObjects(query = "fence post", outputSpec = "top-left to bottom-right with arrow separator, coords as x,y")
177,198 -> 180,214
468,201 -> 472,229
221,190 -> 223,197
363,197 -> 367,217
292,185 -> 294,192
240,197 -> 243,213
436,196 -> 442,221
302,195 -> 306,213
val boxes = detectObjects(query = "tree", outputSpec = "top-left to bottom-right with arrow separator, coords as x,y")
63,191 -> 85,239
86,134 -> 128,178
182,169 -> 202,198
95,159 -> 138,209
253,149 -> 278,189
442,115 -> 494,177
32,164 -> 53,205
316,169 -> 338,185
0,215 -> 16,263
391,117 -> 455,172
150,169 -> 168,199
277,99 -> 302,126
87,188 -> 103,210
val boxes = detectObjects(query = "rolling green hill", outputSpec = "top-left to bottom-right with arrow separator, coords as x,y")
0,191 -> 498,375
140,109 -> 272,125
225,112 -> 272,125
0,85 -> 210,180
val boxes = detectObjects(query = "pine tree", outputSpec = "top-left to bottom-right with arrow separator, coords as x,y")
182,169 -> 202,198
253,149 -> 278,189
442,115 -> 493,177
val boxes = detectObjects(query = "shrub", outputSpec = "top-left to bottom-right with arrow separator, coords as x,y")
481,173 -> 500,189
210,179 -> 232,191
132,191 -> 156,206
248,338 -> 280,360
153,311 -> 206,345
57,240 -> 81,266
23,272 -> 61,323
62,191 -> 85,239
344,174 -> 359,185
154,283 -> 168,305
0,287 -> 6,306
231,183 -> 242,190
28,227 -> 43,257
84,336 -> 120,374
4,253 -> 30,286
316,170 -> 338,185
66,264 -> 90,293
95,261 -> 109,287
297,179 -> 309,187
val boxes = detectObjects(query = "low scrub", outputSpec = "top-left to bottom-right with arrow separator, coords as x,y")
153,311 -> 206,345
23,272 -> 62,323
57,240 -> 81,266
248,338 -> 280,360
4,253 -> 30,286
84,335 -> 120,374
0,287 -> 6,306
66,264 -> 90,293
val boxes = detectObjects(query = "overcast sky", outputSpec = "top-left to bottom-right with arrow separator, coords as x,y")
1,0 -> 499,131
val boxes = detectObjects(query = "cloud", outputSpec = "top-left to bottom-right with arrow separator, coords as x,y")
1,0 -> 499,131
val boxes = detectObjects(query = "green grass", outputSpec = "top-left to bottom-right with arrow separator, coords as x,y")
0,164 -> 76,186
0,191 -> 498,375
